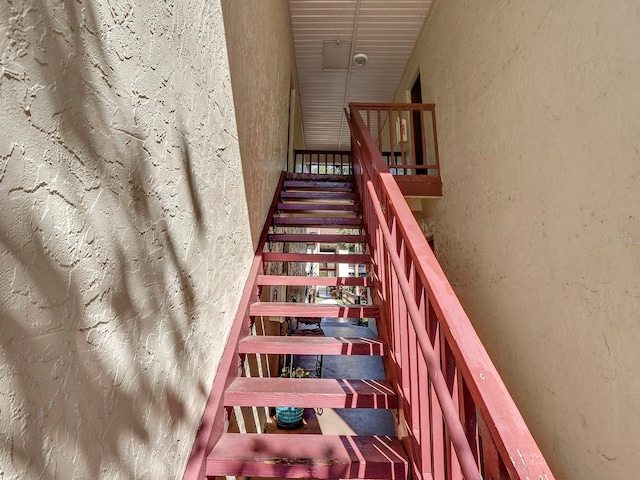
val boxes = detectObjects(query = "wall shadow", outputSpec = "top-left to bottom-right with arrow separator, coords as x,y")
0,1 -> 215,477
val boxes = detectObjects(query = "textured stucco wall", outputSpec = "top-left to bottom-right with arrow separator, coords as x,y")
398,1 -> 640,479
0,1 -> 256,478
221,0 -> 297,246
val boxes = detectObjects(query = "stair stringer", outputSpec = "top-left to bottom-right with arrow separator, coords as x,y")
182,172 -> 287,480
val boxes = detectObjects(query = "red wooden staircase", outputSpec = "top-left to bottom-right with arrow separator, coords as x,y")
185,103 -> 556,480
204,173 -> 410,479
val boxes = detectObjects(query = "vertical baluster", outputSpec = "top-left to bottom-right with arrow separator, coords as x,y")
417,288 -> 433,479
385,239 -> 395,372
421,107 -> 429,170
397,230 -> 410,408
443,339 -> 462,480
429,305 -> 445,480
388,108 -> 395,170
388,213 -> 402,399
399,108 -> 406,172
479,418 -> 510,480
405,255 -> 421,475
460,374 -> 480,466
376,208 -> 384,299
377,109 -> 382,152
432,108 -> 441,175
408,105 -> 416,174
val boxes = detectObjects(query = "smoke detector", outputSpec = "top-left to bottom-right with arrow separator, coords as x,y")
353,53 -> 368,67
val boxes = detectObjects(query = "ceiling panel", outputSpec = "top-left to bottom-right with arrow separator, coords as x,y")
289,0 -> 432,150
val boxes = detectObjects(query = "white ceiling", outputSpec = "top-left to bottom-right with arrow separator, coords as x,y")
289,0 -> 433,150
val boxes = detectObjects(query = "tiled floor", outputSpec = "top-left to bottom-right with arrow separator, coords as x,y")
313,315 -> 395,437
267,298 -> 395,437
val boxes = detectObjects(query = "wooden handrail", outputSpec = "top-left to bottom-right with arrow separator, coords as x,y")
365,179 -> 481,479
346,105 -> 555,479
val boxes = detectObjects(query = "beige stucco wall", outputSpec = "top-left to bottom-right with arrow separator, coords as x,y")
221,0 -> 298,246
0,1 -> 273,478
218,0 -> 300,444
398,1 -> 640,479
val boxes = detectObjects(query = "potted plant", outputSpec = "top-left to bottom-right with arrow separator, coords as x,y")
275,364 -> 310,428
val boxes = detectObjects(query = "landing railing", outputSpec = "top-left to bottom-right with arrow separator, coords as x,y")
351,102 -> 442,196
346,106 -> 554,479
289,149 -> 352,175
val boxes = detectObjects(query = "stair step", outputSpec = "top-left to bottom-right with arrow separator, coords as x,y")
285,173 -> 352,182
257,275 -> 373,287
239,335 -> 385,355
268,233 -> 365,244
207,433 -> 409,479
263,252 -> 370,264
284,180 -> 353,191
277,202 -> 359,212
280,191 -> 357,201
225,378 -> 396,409
273,216 -> 362,227
249,302 -> 379,318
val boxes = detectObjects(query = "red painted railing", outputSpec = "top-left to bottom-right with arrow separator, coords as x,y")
347,104 -> 555,480
351,103 -> 440,176
290,149 -> 352,174
351,103 -> 442,197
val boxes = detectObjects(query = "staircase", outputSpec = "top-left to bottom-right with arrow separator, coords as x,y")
187,105 -> 556,480
206,172 -> 410,479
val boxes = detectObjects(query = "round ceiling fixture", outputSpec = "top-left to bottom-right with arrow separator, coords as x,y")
353,53 -> 368,67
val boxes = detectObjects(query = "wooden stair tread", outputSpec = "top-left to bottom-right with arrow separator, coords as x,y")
285,173 -> 352,182
249,302 -> 379,318
263,252 -> 370,263
277,202 -> 359,212
280,191 -> 357,200
284,180 -> 353,191
273,216 -> 362,226
257,275 -> 373,287
225,378 -> 397,409
268,233 -> 365,243
207,433 -> 409,479
239,335 -> 386,355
